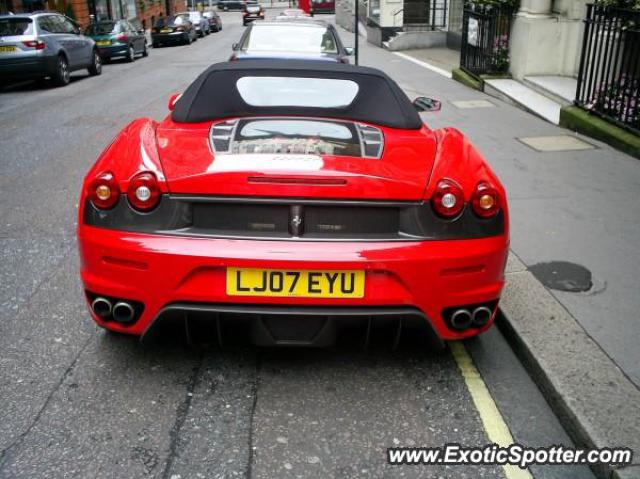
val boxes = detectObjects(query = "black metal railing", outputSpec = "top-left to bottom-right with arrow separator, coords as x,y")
576,3 -> 640,133
460,3 -> 513,76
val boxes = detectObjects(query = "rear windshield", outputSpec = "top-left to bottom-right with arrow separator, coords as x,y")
155,16 -> 182,27
241,25 -> 338,54
85,21 -> 119,35
231,119 -> 361,156
236,76 -> 358,108
0,18 -> 33,36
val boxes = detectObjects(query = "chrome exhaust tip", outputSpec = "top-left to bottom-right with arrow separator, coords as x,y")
450,309 -> 472,330
112,302 -> 135,323
472,306 -> 493,326
91,297 -> 112,319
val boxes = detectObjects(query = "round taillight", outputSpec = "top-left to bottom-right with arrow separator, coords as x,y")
127,172 -> 160,212
471,182 -> 501,218
431,179 -> 464,218
88,172 -> 119,210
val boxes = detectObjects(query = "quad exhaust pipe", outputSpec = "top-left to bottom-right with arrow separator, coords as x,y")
112,302 -> 136,323
91,297 -> 112,319
472,306 -> 493,327
450,309 -> 473,330
449,305 -> 495,330
92,297 -> 136,323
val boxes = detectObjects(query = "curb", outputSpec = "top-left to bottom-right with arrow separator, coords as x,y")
560,106 -> 640,160
498,252 -> 640,479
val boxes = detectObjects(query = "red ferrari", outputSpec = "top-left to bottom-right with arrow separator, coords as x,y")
77,60 -> 508,347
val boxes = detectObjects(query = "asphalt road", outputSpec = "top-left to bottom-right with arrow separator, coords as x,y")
0,11 -> 595,479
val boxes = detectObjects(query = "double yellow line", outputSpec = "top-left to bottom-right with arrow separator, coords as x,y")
450,341 -> 533,479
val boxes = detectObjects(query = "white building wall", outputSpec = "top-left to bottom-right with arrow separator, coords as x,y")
509,0 -> 588,79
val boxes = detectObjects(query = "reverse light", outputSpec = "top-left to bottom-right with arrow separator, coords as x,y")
471,182 -> 501,218
22,40 -> 45,50
127,172 -> 160,212
431,179 -> 464,218
88,172 -> 119,210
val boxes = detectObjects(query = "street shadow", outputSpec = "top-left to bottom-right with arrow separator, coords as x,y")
1,75 -> 88,94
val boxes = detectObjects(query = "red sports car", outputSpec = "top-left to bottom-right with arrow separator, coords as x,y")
77,60 -> 508,347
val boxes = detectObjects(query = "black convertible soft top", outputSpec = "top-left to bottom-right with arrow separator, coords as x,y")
171,60 -> 423,130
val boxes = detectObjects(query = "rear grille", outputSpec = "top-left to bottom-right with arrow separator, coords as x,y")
142,303 -> 443,349
192,202 -> 400,239
83,195 -> 505,241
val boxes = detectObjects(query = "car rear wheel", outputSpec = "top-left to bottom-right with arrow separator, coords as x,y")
127,45 -> 135,62
52,55 -> 70,86
142,43 -> 148,57
88,50 -> 102,76
184,33 -> 192,45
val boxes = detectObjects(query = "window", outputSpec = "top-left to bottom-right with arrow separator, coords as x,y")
53,16 -> 77,34
236,77 -> 359,108
37,16 -> 57,33
85,21 -> 118,35
0,18 -> 34,35
229,119 -> 362,157
241,25 -> 339,54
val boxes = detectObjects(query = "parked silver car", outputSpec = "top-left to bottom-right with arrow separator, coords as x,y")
0,12 -> 102,88
177,11 -> 210,37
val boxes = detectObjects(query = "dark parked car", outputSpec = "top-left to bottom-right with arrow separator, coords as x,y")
203,10 -> 223,32
230,20 -> 354,63
0,12 -> 101,88
217,0 -> 245,10
151,15 -> 197,47
85,20 -> 147,62
242,2 -> 265,26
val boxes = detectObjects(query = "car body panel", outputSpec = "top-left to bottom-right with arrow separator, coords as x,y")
0,13 -> 95,81
77,62 -> 509,345
154,118 -> 437,200
85,20 -> 146,59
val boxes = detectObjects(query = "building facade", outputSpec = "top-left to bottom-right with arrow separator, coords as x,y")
1,0 -> 186,29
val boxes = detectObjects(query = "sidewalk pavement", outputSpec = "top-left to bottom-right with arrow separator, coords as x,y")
338,25 -> 640,479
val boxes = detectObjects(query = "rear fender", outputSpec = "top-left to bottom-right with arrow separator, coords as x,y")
426,127 -> 509,229
79,118 -> 167,219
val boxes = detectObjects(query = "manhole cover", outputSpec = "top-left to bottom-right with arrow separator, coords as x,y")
529,261 -> 592,292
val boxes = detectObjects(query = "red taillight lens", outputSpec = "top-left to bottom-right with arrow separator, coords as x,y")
22,40 -> 45,50
471,182 -> 501,218
88,172 -> 119,210
127,172 -> 160,212
431,179 -> 464,218
115,34 -> 129,42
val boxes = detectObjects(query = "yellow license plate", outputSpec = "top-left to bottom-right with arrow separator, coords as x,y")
161,28 -> 172,32
227,268 -> 365,298
0,45 -> 16,52
96,40 -> 111,46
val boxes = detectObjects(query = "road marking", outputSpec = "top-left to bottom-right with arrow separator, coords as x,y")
449,341 -> 534,479
392,51 -> 452,78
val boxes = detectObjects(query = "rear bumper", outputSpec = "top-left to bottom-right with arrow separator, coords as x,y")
78,225 -> 508,342
0,54 -> 57,79
151,33 -> 186,43
97,44 -> 129,58
145,303 -> 443,348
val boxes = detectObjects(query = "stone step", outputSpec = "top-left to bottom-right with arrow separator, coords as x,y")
523,75 -> 577,106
